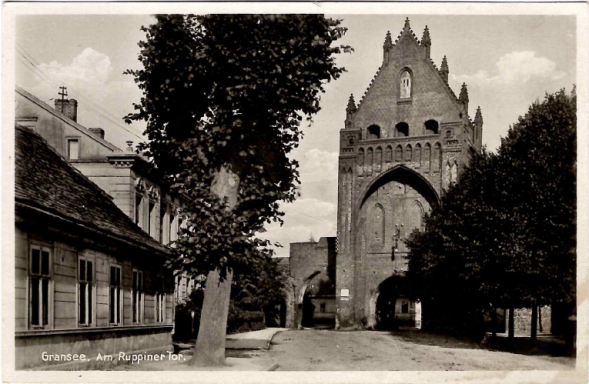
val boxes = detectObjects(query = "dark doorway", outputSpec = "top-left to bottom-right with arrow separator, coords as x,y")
301,293 -> 316,328
376,279 -> 399,330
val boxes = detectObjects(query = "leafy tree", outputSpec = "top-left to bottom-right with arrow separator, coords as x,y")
125,14 -> 350,366
406,89 -> 576,339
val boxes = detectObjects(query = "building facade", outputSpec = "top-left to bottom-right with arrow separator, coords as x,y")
335,18 -> 483,330
14,86 -> 198,368
15,125 -> 175,369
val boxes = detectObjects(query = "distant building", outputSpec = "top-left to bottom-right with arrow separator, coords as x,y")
14,125 -> 175,369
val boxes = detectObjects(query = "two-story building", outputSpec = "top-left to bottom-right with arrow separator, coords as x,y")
14,86 -> 196,369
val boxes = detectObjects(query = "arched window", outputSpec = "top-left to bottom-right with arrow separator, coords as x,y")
372,204 -> 385,246
425,120 -> 439,135
450,162 -> 458,184
366,147 -> 373,176
423,143 -> 431,171
446,130 -> 452,139
394,145 -> 403,163
385,146 -> 393,163
432,143 -> 442,172
375,147 -> 382,172
367,125 -> 381,140
415,144 -> 422,167
400,70 -> 412,99
404,144 -> 412,162
357,148 -> 364,177
395,122 -> 409,137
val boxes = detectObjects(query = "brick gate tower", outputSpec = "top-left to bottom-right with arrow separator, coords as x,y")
335,18 -> 484,330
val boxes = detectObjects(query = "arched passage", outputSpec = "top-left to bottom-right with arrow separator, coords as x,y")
375,275 -> 415,330
296,271 -> 335,329
356,165 -> 440,212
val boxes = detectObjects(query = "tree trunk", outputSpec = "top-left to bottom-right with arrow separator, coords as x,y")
531,304 -> 538,344
508,307 -> 515,340
191,268 -> 233,366
190,165 -> 240,367
491,309 -> 497,338
538,306 -> 543,333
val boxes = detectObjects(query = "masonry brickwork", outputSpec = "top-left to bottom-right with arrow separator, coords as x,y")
286,238 -> 336,328
335,18 -> 483,329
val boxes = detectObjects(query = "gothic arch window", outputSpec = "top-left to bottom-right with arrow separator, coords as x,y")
432,143 -> 442,172
425,120 -> 439,135
372,204 -> 385,246
400,70 -> 412,99
375,147 -> 383,172
394,145 -> 403,163
366,147 -> 374,176
367,125 -> 381,140
404,144 -> 412,162
385,146 -> 393,163
423,143 -> 432,172
450,161 -> 458,184
415,144 -> 422,167
409,201 -> 425,233
445,162 -> 451,186
395,122 -> 409,137
357,148 -> 365,177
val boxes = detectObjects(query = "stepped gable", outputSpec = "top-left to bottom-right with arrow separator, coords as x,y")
352,18 -> 471,123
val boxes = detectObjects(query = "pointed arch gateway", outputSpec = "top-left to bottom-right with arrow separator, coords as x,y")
356,164 -> 440,211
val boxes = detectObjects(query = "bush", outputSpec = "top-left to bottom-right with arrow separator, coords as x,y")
227,302 -> 266,335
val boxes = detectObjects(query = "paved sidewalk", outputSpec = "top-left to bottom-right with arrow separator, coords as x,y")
226,327 -> 287,350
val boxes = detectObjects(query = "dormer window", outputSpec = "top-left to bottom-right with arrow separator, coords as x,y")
400,70 -> 412,99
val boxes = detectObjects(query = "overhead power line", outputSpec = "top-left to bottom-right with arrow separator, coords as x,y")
16,44 -> 145,141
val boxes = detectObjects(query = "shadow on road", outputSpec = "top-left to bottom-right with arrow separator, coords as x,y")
389,329 -> 573,357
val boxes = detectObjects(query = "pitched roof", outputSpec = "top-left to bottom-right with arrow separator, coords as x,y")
15,125 -> 170,257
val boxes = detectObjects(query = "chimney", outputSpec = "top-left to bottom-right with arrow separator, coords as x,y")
88,128 -> 105,140
54,98 -> 78,122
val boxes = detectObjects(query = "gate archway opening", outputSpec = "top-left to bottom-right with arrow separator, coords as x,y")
375,275 -> 415,330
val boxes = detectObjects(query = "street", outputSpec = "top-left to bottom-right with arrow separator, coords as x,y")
260,329 -> 574,371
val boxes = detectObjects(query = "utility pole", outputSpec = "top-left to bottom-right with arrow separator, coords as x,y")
58,86 -> 68,113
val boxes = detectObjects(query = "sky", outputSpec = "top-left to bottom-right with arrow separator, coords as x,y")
15,14 -> 576,258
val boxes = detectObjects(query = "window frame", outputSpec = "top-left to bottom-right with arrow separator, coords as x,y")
135,192 -> 144,228
132,269 -> 144,323
154,276 -> 166,323
399,69 -> 412,99
29,244 -> 53,329
65,136 -> 80,160
109,264 -> 123,326
78,255 -> 96,327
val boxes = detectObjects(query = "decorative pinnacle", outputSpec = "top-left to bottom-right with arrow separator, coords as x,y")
459,83 -> 469,103
383,30 -> 393,49
475,106 -> 483,123
346,94 -> 357,113
404,17 -> 411,31
421,25 -> 431,45
441,55 -> 449,72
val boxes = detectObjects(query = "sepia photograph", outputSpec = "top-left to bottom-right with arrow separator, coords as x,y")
2,2 -> 588,383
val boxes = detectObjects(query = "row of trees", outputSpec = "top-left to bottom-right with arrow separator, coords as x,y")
406,89 -> 577,340
125,14 -> 350,366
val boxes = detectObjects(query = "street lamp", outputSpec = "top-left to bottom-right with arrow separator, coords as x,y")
391,223 -> 403,261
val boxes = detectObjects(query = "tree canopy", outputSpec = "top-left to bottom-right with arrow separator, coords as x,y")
406,89 -> 576,331
125,15 -> 351,280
